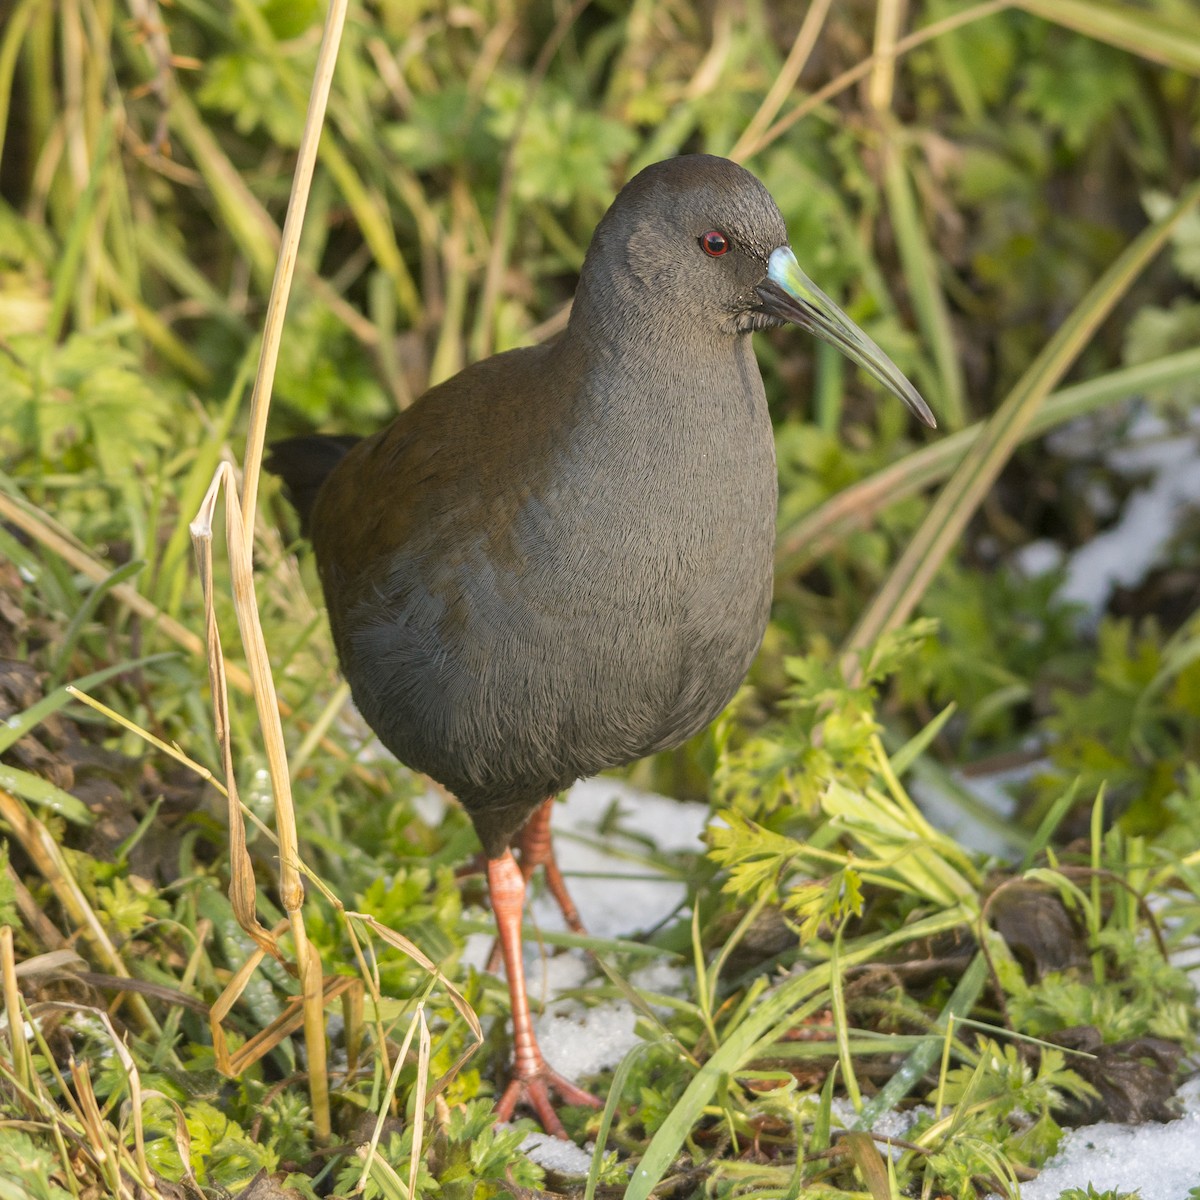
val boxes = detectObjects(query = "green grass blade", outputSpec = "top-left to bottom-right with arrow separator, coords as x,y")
852,949 -> 988,1129
0,0 -> 40,172
888,702 -> 955,776
584,1042 -> 650,1200
0,764 -> 93,825
50,560 -> 147,684
169,89 -> 279,282
152,348 -> 255,616
1020,778 -> 1082,871
0,653 -> 176,756
881,135 -> 966,427
456,918 -> 679,959
845,178 -> 1200,655
1017,0 -> 1200,74
625,906 -> 974,1199
829,923 -> 862,1111
47,110 -> 114,340
777,345 -> 1200,574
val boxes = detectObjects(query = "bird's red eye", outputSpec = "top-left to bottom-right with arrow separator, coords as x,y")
700,230 -> 729,256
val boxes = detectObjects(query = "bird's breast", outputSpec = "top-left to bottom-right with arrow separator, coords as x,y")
331,340 -> 778,806
502,371 -> 778,731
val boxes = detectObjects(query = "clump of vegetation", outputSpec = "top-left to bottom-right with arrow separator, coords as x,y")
2,1 -> 1200,1198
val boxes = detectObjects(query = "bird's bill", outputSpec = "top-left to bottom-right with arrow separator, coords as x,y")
756,246 -> 936,429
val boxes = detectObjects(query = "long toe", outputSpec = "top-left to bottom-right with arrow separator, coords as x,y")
541,857 -> 585,934
487,850 -> 602,1138
493,1063 -> 604,1138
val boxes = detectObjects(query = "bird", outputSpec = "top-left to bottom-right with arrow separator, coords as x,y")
267,154 -> 935,1137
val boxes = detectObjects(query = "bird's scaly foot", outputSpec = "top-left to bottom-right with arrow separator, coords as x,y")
487,850 -> 602,1137
494,1056 -> 603,1138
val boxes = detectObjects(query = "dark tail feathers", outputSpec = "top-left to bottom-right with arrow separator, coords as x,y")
265,434 -> 361,537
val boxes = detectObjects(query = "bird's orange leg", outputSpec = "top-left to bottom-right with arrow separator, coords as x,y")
485,796 -> 586,973
487,851 -> 602,1136
516,796 -> 586,934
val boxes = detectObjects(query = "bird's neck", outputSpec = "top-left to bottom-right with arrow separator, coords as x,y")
567,269 -> 714,357
561,283 -> 764,434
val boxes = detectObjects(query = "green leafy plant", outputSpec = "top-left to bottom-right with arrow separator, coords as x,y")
3,0 -> 1200,1196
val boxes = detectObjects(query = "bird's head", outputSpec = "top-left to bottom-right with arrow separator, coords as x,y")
579,154 -> 935,429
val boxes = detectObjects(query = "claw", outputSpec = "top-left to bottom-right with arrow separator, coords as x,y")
494,1058 -> 603,1137
487,849 -> 601,1138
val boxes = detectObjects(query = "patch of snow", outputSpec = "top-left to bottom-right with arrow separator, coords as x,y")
910,760 -> 1029,856
454,772 -> 1200,1195
527,776 -> 708,940
457,776 -> 705,971
517,1130 -> 596,1174
1059,430 -> 1200,615
465,778 -> 697,1088
410,783 -> 447,827
629,960 -> 688,1002
1015,538 -> 1066,579
1027,409 -> 1200,618
460,775 -> 703,966
830,1098 -> 932,1158
459,931 -> 493,973
516,782 -> 698,1078
536,998 -> 640,1079
1019,1079 -> 1200,1200
869,1104 -> 932,1144
525,950 -> 590,997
